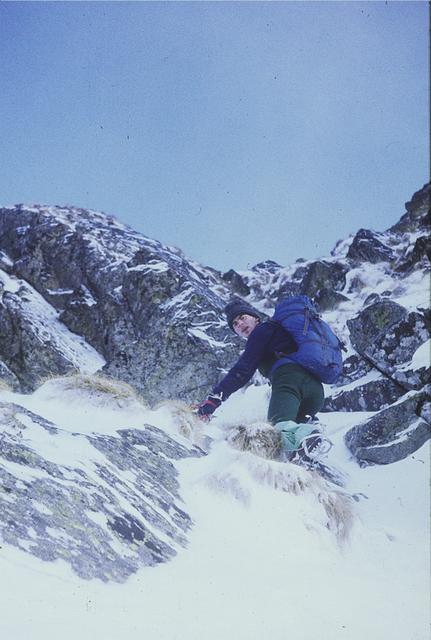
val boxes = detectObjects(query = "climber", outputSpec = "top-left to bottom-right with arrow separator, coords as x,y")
196,299 -> 331,463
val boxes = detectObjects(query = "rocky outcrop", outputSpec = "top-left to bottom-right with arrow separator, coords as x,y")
388,182 -> 430,234
395,235 -> 431,273
252,260 -> 283,274
333,354 -> 373,388
272,260 -> 349,311
344,391 -> 430,465
300,260 -> 348,297
347,301 -> 429,390
299,260 -> 349,311
313,288 -> 349,312
0,274 -> 101,392
346,229 -> 395,264
323,376 -> 405,413
0,360 -> 20,390
0,206 -> 241,403
276,280 -> 301,301
222,269 -> 250,296
347,300 -> 408,356
0,400 -> 203,582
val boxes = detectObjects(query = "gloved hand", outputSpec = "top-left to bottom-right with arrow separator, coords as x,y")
196,395 -> 222,421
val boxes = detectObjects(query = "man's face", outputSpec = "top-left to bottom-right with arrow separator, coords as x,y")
232,313 -> 259,339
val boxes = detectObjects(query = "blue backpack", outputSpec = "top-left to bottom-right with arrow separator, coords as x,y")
272,295 -> 344,384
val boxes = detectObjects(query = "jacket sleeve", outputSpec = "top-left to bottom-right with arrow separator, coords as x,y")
212,324 -> 272,401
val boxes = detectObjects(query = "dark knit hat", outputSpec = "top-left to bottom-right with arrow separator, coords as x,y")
224,299 -> 261,331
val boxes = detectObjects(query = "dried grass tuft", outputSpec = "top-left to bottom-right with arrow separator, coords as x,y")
227,421 -> 281,460
316,485 -> 355,543
0,379 -> 12,392
38,373 -> 147,408
154,399 -> 203,446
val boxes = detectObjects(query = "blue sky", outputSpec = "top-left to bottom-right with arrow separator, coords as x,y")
0,1 -> 428,271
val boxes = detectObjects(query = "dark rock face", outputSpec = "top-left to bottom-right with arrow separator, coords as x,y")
323,377 -> 405,413
347,302 -> 429,387
373,311 -> 429,368
0,401 -> 202,582
395,235 -> 431,273
251,260 -> 283,274
0,206 -> 240,403
334,354 -> 373,388
344,391 -> 430,465
0,360 -> 20,390
347,301 -> 407,359
363,293 -> 381,307
276,280 -> 301,302
0,280 -> 82,392
222,269 -> 251,296
346,229 -> 394,264
390,365 -> 430,392
300,260 -> 348,297
314,289 -> 349,312
274,260 -> 348,311
388,182 -> 430,234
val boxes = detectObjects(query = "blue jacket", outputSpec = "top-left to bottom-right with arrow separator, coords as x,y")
213,321 -> 297,401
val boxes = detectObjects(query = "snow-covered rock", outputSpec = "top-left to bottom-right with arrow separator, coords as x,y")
0,396 -> 203,582
344,389 -> 430,465
0,269 -> 104,390
0,205 -> 240,403
323,376 -> 405,413
346,228 -> 395,264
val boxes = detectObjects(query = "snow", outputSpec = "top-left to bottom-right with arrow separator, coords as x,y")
0,250 -> 13,267
16,225 -> 30,235
0,268 -> 21,293
128,261 -> 169,274
79,285 -> 97,307
410,339 -> 431,370
324,369 -> 382,397
46,288 -> 74,296
393,269 -> 430,311
161,286 -> 200,321
330,234 -> 355,259
364,417 -> 423,447
0,380 -> 428,640
188,327 -> 231,348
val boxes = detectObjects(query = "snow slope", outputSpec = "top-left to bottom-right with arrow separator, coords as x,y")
0,381 -> 429,640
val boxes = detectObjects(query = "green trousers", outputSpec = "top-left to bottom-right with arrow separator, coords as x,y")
268,363 -> 324,439
267,363 -> 325,452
